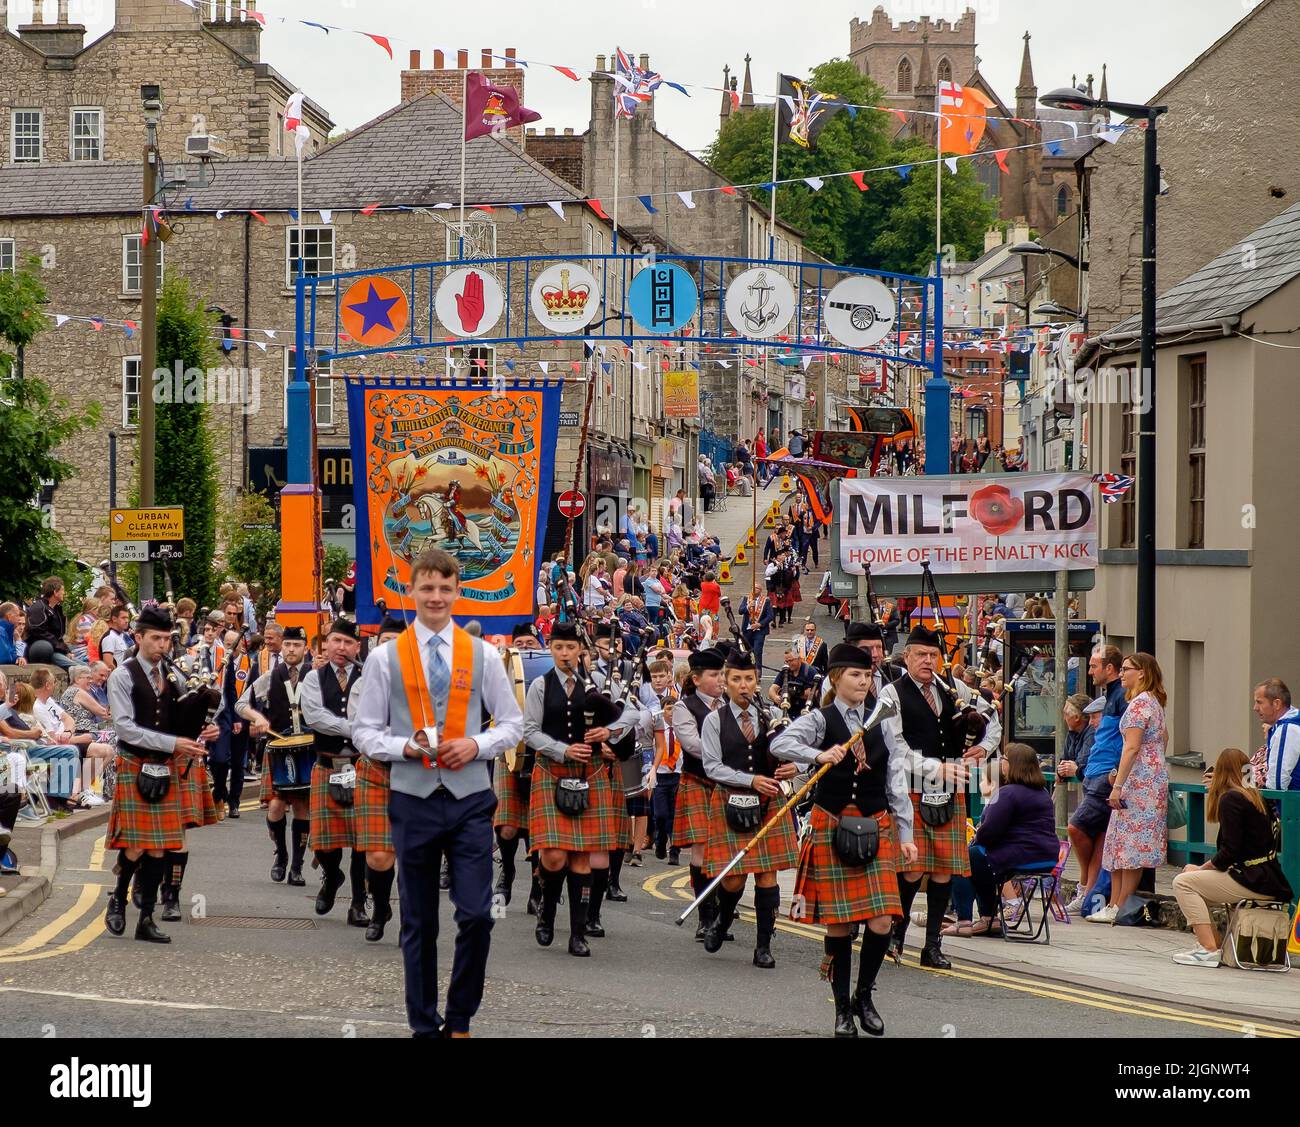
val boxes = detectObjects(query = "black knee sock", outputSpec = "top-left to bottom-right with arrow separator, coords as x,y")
895,876 -> 922,943
607,847 -> 625,889
315,848 -> 343,882
291,818 -> 310,870
366,865 -> 394,915
267,815 -> 287,859
137,853 -> 167,915
161,849 -> 187,904
925,880 -> 951,947
540,867 -> 565,925
825,935 -> 853,1006
567,871 -> 592,940
688,864 -> 706,899
349,850 -> 367,907
113,851 -> 141,900
754,885 -> 780,948
496,830 -> 520,888
588,867 -> 608,921
857,928 -> 891,994
690,864 -> 718,925
528,852 -> 542,901
715,885 -> 744,934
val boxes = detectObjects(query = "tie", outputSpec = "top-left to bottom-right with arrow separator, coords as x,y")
150,665 -> 163,696
740,708 -> 756,744
336,665 -> 349,692
565,675 -> 575,698
710,697 -> 723,712
922,682 -> 939,715
428,635 -> 451,718
289,664 -> 299,688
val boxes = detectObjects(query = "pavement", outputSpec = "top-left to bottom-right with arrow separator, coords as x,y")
0,792 -> 1292,1039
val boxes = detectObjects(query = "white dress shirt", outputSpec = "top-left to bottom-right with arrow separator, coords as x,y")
108,657 -> 177,755
299,662 -> 356,740
522,667 -> 637,763
701,700 -> 765,789
672,691 -> 721,766
352,617 -> 522,763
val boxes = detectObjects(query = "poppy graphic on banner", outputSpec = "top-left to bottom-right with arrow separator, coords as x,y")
464,72 -> 542,140
778,75 -> 846,150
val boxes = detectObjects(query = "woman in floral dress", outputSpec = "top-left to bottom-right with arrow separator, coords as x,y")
1097,653 -> 1169,921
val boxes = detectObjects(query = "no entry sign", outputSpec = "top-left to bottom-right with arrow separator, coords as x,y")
557,490 -> 587,519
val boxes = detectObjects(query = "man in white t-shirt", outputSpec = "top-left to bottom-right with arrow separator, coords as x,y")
100,605 -> 131,669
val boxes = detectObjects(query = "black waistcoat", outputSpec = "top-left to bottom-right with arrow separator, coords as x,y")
265,661 -> 307,736
813,701 -> 889,816
717,704 -> 771,784
541,668 -> 590,748
680,693 -> 713,779
120,657 -> 180,759
314,663 -> 360,755
896,675 -> 962,760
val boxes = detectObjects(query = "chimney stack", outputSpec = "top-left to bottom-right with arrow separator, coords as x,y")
505,47 -> 516,67
481,47 -> 492,68
434,49 -> 444,68
457,49 -> 468,69
409,49 -> 420,69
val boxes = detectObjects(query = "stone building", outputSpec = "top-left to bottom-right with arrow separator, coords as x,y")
0,0 -> 332,163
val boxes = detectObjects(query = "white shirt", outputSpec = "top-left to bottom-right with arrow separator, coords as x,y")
1267,706 -> 1300,791
352,618 -> 523,763
33,696 -> 69,737
102,629 -> 128,664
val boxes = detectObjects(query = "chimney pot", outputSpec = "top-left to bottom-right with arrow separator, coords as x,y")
434,49 -> 444,68
595,54 -> 606,72
505,47 -> 516,67
639,53 -> 649,72
482,48 -> 492,68
409,49 -> 420,69
457,49 -> 468,69
545,127 -> 555,136
563,127 -> 573,136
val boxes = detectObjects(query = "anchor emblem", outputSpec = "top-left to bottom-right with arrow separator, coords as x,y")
739,270 -> 781,334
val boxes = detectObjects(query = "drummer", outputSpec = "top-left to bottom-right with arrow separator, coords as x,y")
235,626 -> 314,886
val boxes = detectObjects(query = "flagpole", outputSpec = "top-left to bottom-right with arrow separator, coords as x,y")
459,68 -> 469,259
935,87 -> 942,258
768,73 -> 780,260
612,105 -> 621,255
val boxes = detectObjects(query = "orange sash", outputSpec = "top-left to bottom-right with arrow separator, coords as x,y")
660,690 -> 680,770
397,625 -> 474,766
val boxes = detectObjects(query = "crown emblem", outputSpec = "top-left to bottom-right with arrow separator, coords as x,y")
540,269 -> 592,319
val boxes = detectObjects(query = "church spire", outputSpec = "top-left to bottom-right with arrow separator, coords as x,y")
740,53 -> 754,110
917,32 -> 934,92
1017,30 -> 1035,91
1099,62 -> 1111,121
1015,31 -> 1038,120
720,63 -> 732,126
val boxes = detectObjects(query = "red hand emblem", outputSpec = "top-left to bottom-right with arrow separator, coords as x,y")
455,271 -> 485,332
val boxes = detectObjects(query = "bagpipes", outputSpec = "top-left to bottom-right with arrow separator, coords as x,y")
164,650 -> 225,778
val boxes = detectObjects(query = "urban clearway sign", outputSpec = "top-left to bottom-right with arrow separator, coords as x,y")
109,507 -> 185,563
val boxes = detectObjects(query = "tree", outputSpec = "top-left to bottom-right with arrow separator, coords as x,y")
154,277 -> 220,607
223,492 -> 281,606
0,259 -> 99,598
707,59 -> 997,273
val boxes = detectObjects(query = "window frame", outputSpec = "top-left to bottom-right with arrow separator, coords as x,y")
1119,389 -> 1138,549
11,109 -> 43,164
70,107 -> 103,162
122,356 -> 142,429
285,224 -> 335,289
122,233 -> 164,295
897,58 -> 913,95
1187,355 -> 1207,550
0,238 -> 14,274
283,349 -> 335,429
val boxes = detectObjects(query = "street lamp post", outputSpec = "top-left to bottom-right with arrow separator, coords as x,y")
1040,85 -> 1166,656
138,84 -> 162,603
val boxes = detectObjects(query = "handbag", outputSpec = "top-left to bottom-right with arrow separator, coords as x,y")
724,791 -> 763,833
919,791 -> 955,827
1223,901 -> 1291,971
136,761 -> 172,805
328,764 -> 357,807
832,814 -> 880,867
1167,790 -> 1188,830
555,775 -> 591,817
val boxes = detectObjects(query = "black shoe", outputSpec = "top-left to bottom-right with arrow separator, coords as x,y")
494,874 -> 511,905
606,883 -> 628,903
160,895 -> 182,923
346,903 -> 370,928
695,921 -> 708,941
535,920 -> 554,947
314,870 -> 346,915
703,924 -> 726,954
526,892 -> 541,916
584,918 -> 605,938
105,892 -> 126,936
852,989 -> 885,1036
668,848 -> 680,865
134,914 -> 171,944
271,853 -> 287,883
568,935 -> 591,957
439,861 -> 451,891
834,1004 -> 859,1038
752,946 -> 776,969
919,943 -> 951,971
287,866 -> 305,887
131,881 -> 142,910
654,841 -> 667,860
227,806 -> 241,819
365,905 -> 391,943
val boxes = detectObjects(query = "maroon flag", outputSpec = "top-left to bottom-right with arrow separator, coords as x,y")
463,72 -> 541,140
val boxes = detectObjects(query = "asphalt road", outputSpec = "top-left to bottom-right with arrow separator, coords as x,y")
0,800 -> 1262,1039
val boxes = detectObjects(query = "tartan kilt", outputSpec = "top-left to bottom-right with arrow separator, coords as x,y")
178,758 -> 219,828
672,772 -> 714,847
106,753 -> 185,851
528,759 -> 620,853
791,805 -> 902,925
703,786 -> 799,876
493,763 -> 532,831
309,762 -> 358,851
907,791 -> 971,877
354,756 -> 393,852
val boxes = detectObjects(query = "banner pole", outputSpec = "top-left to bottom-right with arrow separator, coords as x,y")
768,72 -> 781,259
459,69 -> 469,258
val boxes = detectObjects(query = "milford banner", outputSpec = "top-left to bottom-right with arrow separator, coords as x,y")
837,473 -> 1098,576
662,369 -> 700,418
347,380 -> 561,629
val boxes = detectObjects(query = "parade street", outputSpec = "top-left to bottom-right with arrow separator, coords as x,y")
0,805 -> 1253,1039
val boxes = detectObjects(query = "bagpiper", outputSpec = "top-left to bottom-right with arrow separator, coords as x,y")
772,643 -> 917,1037
104,607 -> 220,943
699,648 -> 801,968
494,622 -> 547,915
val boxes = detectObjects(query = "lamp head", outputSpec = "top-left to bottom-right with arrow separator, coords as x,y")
1040,85 -> 1095,112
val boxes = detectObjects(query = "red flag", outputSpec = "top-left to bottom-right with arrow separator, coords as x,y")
249,210 -> 268,224
994,148 -> 1010,173
362,33 -> 392,58
464,72 -> 541,140
848,170 -> 869,192
552,65 -> 579,81
720,185 -> 737,196
360,202 -> 380,215
938,81 -> 993,156
587,199 -> 610,220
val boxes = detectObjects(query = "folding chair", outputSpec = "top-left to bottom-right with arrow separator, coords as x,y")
997,854 -> 1063,944
13,744 -> 52,823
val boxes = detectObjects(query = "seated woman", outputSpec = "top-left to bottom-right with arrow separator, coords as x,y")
1170,748 -> 1294,968
1,680 -> 96,809
948,743 -> 1060,936
61,664 -> 117,800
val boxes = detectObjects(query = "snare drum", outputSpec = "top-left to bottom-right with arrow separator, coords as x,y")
504,649 -> 555,773
618,754 -> 648,798
267,733 -> 315,793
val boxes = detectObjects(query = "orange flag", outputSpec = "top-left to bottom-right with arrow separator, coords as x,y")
937,81 -> 994,156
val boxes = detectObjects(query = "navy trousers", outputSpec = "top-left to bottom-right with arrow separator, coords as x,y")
390,786 -> 497,1035
651,774 -> 680,850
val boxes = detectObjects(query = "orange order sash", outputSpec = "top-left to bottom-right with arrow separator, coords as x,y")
397,625 -> 474,767
660,691 -> 680,770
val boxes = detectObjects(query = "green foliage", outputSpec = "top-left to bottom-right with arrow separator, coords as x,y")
0,260 -> 100,598
323,545 -> 351,592
223,492 -> 282,604
154,277 -> 220,606
707,61 -> 997,273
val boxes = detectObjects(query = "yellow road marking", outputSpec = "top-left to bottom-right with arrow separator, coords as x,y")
88,832 -> 106,870
641,867 -> 1298,1037
0,883 -> 103,957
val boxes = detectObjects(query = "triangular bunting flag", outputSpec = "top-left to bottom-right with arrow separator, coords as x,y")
362,33 -> 392,58
55,314 -> 69,327
896,165 -> 912,181
944,157 -> 958,173
638,195 -> 658,214
677,191 -> 696,209
552,65 -> 578,81
994,149 -> 1010,173
804,176 -> 824,191
547,201 -> 565,219
848,171 -> 869,191
587,199 -> 610,220
319,209 -> 332,224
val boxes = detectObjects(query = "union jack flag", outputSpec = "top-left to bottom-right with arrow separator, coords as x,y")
613,48 -> 662,119
1092,473 -> 1135,502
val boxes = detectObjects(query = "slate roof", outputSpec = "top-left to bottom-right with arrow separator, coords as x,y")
1103,198 -> 1300,337
0,91 -> 581,218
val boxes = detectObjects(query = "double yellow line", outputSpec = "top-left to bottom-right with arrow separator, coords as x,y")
642,867 -> 1300,1038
